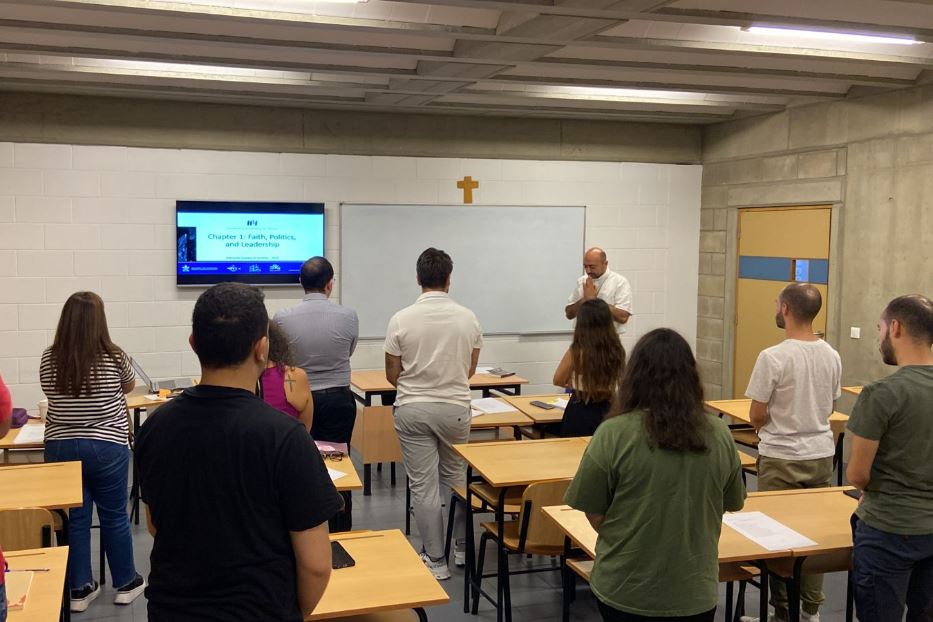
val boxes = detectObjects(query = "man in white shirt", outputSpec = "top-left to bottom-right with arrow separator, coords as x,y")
565,247 -> 632,332
741,283 -> 842,622
384,248 -> 483,581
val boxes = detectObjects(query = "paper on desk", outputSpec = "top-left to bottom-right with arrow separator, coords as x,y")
470,398 -> 517,414
550,398 -> 569,409
475,366 -> 494,374
14,424 -> 45,445
327,468 -> 346,482
722,511 -> 817,551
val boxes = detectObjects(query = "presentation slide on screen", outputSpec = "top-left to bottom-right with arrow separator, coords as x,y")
176,211 -> 324,276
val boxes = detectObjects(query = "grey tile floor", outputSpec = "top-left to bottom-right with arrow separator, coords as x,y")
57,452 -> 855,622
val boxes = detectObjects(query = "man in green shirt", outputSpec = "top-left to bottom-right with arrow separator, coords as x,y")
846,294 -> 933,622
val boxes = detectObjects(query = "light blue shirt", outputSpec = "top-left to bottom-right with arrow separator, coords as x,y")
273,293 -> 359,391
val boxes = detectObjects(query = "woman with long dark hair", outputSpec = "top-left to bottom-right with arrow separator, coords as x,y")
553,298 -> 626,437
565,328 -> 746,621
40,292 -> 145,612
259,322 -> 313,432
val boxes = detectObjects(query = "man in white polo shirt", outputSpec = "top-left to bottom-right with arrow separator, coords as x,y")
741,282 -> 842,622
384,247 -> 483,581
565,247 -> 632,332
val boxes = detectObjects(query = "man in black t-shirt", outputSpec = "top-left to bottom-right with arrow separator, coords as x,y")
137,283 -> 341,621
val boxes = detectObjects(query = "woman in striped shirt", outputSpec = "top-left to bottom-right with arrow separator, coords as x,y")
40,292 -> 145,612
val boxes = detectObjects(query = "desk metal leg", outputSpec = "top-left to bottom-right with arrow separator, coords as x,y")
130,407 -> 141,525
561,536 -> 572,622
414,607 -> 428,622
405,476 -> 411,535
496,487 -> 509,622
463,467 -> 476,613
759,566 -> 769,622
788,558 -> 806,622
835,432 -> 845,486
363,464 -> 372,496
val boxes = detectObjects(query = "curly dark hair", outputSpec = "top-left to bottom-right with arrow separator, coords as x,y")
267,321 -> 295,370
612,328 -> 708,453
571,299 -> 626,403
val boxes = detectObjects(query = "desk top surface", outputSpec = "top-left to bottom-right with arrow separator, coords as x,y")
544,486 -> 856,564
470,406 -> 534,430
0,462 -> 83,511
503,394 -> 567,424
704,399 -> 848,424
842,386 -> 863,396
125,393 -> 170,410
454,437 -> 589,487
5,546 -> 68,622
0,424 -> 45,451
351,370 -> 529,394
325,457 -> 363,492
307,529 -> 449,620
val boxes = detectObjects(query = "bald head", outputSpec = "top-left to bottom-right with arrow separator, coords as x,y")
583,248 -> 608,279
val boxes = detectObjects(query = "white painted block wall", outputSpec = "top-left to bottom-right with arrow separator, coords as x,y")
0,142 -> 701,410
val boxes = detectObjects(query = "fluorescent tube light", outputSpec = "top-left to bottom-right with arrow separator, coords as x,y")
746,26 -> 918,46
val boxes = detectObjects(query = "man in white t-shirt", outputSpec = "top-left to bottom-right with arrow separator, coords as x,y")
384,248 -> 483,581
565,247 -> 632,332
741,283 -> 842,622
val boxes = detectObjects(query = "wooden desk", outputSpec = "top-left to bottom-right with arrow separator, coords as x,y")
503,394 -> 567,426
6,546 -> 69,622
326,457 -> 364,493
705,399 -> 850,485
0,462 -> 83,512
0,424 -> 45,462
307,530 -> 448,621
544,487 -> 857,622
350,370 -> 529,407
454,436 -> 588,488
455,437 -> 588,621
842,386 -> 862,396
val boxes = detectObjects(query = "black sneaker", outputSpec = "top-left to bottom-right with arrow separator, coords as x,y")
70,581 -> 101,612
114,573 -> 146,605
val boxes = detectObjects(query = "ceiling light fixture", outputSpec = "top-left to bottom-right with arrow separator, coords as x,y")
746,26 -> 919,46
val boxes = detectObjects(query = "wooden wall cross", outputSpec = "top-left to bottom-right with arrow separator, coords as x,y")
457,176 -> 479,204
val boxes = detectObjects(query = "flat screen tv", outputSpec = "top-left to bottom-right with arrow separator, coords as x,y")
176,201 -> 325,286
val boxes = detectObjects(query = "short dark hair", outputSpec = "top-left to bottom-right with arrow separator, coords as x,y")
416,248 -> 453,289
884,294 -> 933,346
191,283 -> 268,369
300,256 -> 333,292
780,283 -> 822,322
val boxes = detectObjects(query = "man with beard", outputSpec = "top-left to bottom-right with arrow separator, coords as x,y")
846,294 -> 933,622
740,283 -> 841,622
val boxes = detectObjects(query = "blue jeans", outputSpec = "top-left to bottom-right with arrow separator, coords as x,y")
0,581 -> 7,622
853,516 -> 933,622
45,439 -> 137,590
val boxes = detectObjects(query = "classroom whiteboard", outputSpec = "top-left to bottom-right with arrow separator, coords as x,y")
341,204 -> 585,338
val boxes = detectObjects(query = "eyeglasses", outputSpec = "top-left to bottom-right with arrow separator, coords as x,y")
321,451 -> 345,462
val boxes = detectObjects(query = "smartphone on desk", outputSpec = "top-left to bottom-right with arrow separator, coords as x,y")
331,541 -> 356,569
529,400 -> 557,410
844,488 -> 862,501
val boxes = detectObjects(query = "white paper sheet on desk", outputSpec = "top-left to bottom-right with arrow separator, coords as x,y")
327,468 -> 346,482
475,366 -> 494,374
14,425 -> 45,444
470,398 -> 518,414
550,398 -> 569,409
723,511 -> 817,551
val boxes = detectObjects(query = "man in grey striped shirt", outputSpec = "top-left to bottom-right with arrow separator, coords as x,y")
273,256 -> 359,444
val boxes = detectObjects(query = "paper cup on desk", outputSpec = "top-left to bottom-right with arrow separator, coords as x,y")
37,399 -> 49,422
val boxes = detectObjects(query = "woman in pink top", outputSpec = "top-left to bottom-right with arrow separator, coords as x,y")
0,376 -> 11,622
260,322 -> 313,432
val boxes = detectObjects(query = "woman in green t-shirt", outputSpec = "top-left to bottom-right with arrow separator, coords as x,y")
565,328 -> 746,621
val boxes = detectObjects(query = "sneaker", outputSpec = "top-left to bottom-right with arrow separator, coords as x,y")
454,538 -> 466,567
70,581 -> 101,612
420,552 -> 451,580
740,615 -> 788,622
114,573 -> 146,605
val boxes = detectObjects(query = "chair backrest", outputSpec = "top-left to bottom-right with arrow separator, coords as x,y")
0,507 -> 55,551
517,479 -> 571,553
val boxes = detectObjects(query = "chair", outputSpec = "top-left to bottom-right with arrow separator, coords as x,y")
443,483 -> 523,562
0,507 -> 56,551
472,479 -> 571,621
